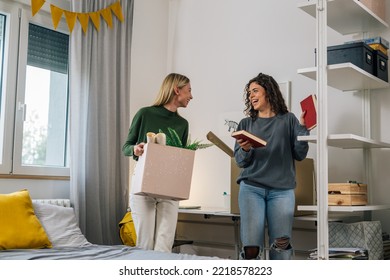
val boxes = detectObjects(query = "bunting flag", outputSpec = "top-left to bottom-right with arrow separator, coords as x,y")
101,7 -> 113,29
89,12 -> 101,32
50,4 -> 63,30
31,0 -> 45,16
31,0 -> 124,34
64,11 -> 78,33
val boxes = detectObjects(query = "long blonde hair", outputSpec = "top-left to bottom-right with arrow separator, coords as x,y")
153,73 -> 190,106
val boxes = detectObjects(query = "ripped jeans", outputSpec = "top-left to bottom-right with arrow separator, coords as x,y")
238,182 -> 295,260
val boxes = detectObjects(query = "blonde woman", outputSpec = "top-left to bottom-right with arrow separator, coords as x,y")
122,73 -> 193,252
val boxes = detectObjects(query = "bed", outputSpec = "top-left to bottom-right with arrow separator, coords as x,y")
0,190 -> 219,260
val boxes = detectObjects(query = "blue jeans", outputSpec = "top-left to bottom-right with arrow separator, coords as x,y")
239,181 -> 295,260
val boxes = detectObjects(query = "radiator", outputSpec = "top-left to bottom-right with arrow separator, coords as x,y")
32,199 -> 71,208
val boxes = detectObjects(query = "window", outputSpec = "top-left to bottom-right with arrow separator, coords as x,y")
0,4 -> 70,177
0,2 -> 19,174
0,14 -> 7,163
20,24 -> 69,168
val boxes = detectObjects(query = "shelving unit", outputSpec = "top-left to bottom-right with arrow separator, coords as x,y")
297,0 -> 390,259
298,63 -> 389,91
298,134 -> 390,149
297,0 -> 389,35
298,204 -> 390,212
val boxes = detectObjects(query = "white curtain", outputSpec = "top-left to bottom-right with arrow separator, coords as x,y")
69,0 -> 134,245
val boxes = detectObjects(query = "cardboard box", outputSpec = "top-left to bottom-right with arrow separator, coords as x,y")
132,143 -> 195,200
358,0 -> 386,22
207,131 -> 315,215
328,183 -> 368,206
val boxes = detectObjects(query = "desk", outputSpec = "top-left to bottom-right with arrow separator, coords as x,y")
177,210 -> 350,260
178,207 -> 241,259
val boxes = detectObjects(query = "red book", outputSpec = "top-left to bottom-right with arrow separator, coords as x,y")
231,130 -> 267,148
300,94 -> 317,130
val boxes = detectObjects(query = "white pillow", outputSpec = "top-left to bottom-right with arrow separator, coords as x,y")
33,202 -> 91,247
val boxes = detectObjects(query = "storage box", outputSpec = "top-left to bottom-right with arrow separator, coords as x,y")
364,37 -> 389,49
206,131 -> 315,215
369,43 -> 388,56
327,42 -> 375,76
373,49 -> 388,82
358,0 -> 386,22
132,143 -> 195,200
328,183 -> 368,206
345,38 -> 389,55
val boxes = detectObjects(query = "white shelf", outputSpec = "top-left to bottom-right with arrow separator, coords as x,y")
298,63 -> 390,91
298,134 -> 390,149
298,204 -> 390,212
294,213 -> 361,221
298,0 -> 389,35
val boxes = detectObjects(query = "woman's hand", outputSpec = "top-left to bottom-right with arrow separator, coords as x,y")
237,138 -> 252,152
300,110 -> 307,127
133,143 -> 145,157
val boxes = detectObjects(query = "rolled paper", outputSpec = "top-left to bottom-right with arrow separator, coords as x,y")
146,132 -> 156,143
155,133 -> 166,145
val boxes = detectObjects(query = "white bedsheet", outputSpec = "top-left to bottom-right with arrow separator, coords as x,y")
0,244 -> 220,260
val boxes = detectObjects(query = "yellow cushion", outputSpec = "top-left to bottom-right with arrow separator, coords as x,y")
0,189 -> 52,250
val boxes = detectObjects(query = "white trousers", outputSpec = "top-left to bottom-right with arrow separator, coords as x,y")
129,194 -> 179,252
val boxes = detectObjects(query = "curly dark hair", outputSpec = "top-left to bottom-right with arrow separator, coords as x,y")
243,73 -> 288,120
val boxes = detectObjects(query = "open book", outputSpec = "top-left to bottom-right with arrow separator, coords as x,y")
231,130 -> 267,148
300,94 -> 317,130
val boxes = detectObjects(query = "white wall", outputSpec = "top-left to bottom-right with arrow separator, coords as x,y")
130,0 -> 390,240
129,0 -> 170,115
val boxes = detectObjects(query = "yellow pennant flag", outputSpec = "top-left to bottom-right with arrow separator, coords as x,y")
110,1 -> 124,22
50,5 -> 63,29
36,1 -> 124,34
31,0 -> 45,16
64,11 -> 77,33
77,13 -> 90,34
89,12 -> 101,31
101,7 -> 113,28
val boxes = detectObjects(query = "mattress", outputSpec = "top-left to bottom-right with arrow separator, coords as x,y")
0,244 -> 219,260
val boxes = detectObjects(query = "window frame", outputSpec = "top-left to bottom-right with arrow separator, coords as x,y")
0,4 -> 70,177
0,2 -> 19,174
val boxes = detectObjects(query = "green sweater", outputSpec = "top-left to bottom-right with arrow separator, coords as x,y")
122,106 -> 189,160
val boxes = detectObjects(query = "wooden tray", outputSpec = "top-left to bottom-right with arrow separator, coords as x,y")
328,183 -> 367,194
328,183 -> 367,206
328,194 -> 367,206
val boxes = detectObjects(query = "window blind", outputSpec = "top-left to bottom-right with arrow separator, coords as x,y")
27,23 -> 69,74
